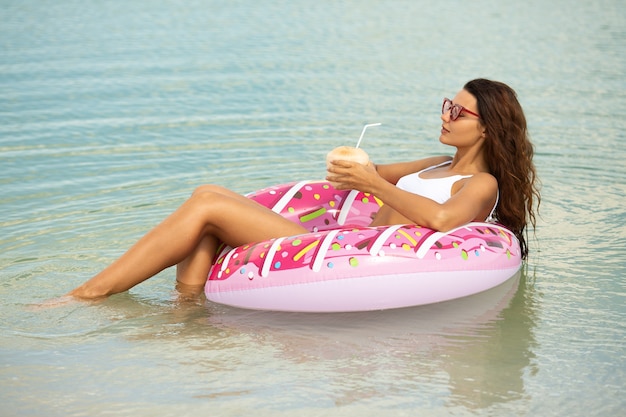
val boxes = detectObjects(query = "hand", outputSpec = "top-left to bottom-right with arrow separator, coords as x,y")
326,159 -> 378,191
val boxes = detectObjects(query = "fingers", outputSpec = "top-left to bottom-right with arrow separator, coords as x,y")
326,160 -> 369,190
326,160 -> 355,180
325,167 -> 347,188
327,159 -> 355,170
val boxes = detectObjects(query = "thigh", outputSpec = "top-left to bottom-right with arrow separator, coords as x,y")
193,189 -> 309,248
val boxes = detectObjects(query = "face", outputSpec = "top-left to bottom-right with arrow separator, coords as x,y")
439,89 -> 485,148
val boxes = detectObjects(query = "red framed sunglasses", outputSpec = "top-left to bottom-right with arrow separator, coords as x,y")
442,98 -> 481,121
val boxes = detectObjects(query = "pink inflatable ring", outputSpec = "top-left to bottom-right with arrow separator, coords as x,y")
205,180 -> 522,312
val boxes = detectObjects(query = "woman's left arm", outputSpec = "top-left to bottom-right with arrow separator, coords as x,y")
327,160 -> 497,231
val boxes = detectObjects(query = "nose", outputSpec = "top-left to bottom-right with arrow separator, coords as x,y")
441,110 -> 450,123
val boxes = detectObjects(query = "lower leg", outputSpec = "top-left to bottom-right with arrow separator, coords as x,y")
68,196 -> 217,299
176,234 -> 219,287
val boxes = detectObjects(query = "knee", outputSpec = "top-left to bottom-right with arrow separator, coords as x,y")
187,187 -> 235,217
191,184 -> 227,196
189,188 -> 221,207
187,185 -> 245,220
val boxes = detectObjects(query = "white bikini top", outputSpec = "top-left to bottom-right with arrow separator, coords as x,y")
396,160 -> 499,222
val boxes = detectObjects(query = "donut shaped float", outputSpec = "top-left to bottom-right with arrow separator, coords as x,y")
205,180 -> 522,312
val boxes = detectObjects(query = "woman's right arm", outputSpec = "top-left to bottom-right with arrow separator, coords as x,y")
375,156 -> 452,185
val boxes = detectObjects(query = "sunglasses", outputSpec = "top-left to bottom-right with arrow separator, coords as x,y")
442,98 -> 481,121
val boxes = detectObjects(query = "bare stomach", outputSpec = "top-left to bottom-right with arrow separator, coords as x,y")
368,205 -> 414,227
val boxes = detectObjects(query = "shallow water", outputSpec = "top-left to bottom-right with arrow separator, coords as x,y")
1,0 -> 625,416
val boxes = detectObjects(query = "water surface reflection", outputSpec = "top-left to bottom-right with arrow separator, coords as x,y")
201,268 -> 538,410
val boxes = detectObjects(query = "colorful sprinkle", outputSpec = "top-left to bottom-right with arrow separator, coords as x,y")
356,240 -> 370,250
327,261 -> 334,268
402,243 -> 411,251
461,250 -> 468,260
243,243 -> 258,264
331,242 -> 341,250
274,261 -> 282,269
292,239 -> 302,246
349,257 -> 359,267
299,207 -> 327,223
361,197 -> 369,203
397,229 -> 417,246
293,240 -> 320,261
314,193 -> 321,200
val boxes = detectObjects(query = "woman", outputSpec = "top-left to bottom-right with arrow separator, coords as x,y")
68,78 -> 540,300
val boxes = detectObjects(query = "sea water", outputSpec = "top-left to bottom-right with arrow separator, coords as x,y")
1,0 -> 625,416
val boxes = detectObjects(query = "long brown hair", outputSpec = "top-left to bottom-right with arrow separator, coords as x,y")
464,79 -> 540,258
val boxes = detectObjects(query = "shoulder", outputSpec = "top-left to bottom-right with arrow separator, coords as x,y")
472,171 -> 497,185
460,172 -> 498,198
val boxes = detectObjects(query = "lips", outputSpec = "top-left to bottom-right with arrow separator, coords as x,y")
441,125 -> 450,134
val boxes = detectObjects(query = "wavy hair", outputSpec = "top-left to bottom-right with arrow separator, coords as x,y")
464,79 -> 540,258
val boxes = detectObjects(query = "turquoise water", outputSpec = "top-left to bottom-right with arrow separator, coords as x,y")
1,0 -> 625,415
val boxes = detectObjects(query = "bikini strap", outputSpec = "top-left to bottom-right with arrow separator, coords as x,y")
432,159 -> 453,169
486,189 -> 499,223
417,159 -> 452,175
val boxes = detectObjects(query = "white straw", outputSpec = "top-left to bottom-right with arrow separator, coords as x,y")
355,123 -> 381,148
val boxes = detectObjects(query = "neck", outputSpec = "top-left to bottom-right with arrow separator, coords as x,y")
449,146 -> 489,174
